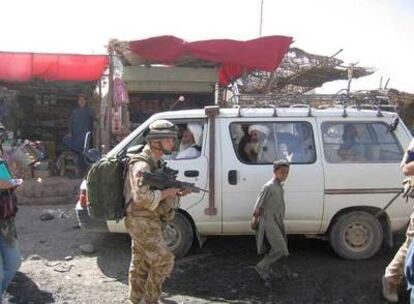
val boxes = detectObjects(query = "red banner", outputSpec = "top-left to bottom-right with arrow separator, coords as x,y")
0,52 -> 108,82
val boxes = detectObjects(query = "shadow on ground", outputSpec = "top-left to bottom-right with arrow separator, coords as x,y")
95,233 -> 410,304
6,272 -> 54,304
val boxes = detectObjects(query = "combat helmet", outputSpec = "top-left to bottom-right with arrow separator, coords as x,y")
146,119 -> 178,141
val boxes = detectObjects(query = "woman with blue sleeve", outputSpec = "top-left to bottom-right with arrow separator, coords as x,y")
0,124 -> 21,303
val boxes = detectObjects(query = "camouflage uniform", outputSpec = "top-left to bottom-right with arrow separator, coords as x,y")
384,215 -> 414,285
124,145 -> 176,304
384,138 -> 414,286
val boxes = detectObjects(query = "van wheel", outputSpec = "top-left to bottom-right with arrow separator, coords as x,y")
162,212 -> 194,259
329,211 -> 383,260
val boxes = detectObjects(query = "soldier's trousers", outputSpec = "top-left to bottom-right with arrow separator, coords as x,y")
385,212 -> 414,285
125,214 -> 174,304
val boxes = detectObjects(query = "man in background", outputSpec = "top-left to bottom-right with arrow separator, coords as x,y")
63,93 -> 95,154
61,93 -> 95,171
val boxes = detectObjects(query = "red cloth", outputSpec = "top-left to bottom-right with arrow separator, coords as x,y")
129,35 -> 292,85
129,36 -> 187,64
0,52 -> 108,82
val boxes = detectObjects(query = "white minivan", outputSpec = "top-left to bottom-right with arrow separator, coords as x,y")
76,105 -> 413,260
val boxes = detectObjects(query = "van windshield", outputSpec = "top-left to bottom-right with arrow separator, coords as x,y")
106,118 -> 206,158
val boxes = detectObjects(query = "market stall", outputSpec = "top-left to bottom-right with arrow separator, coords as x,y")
0,52 -> 107,178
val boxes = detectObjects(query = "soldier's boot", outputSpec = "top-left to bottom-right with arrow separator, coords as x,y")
382,276 -> 399,303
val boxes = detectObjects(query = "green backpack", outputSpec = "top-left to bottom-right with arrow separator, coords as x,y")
86,155 -> 129,222
86,146 -> 156,222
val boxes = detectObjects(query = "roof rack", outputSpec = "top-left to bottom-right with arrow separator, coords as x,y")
226,91 -> 398,118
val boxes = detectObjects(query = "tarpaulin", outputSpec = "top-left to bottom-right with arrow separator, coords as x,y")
129,35 -> 292,85
0,52 -> 108,82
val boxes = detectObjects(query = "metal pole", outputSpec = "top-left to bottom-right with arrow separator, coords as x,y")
259,0 -> 264,37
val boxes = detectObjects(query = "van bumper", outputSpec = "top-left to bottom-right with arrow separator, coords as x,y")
75,201 -> 109,232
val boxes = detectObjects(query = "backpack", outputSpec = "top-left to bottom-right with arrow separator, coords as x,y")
86,145 -> 156,222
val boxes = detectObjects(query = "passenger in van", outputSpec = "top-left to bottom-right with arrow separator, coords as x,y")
237,125 -> 251,162
294,124 -> 315,162
176,123 -> 203,159
251,160 -> 290,287
337,124 -> 366,161
382,138 -> 414,303
244,124 -> 276,163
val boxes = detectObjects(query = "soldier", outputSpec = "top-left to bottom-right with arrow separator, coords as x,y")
251,159 -> 290,287
124,119 -> 190,304
382,138 -> 414,303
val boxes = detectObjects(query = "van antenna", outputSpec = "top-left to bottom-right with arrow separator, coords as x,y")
169,96 -> 185,110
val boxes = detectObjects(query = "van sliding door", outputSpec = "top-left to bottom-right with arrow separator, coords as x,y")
220,117 -> 324,234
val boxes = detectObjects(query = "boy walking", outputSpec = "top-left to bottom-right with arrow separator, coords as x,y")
251,160 -> 290,287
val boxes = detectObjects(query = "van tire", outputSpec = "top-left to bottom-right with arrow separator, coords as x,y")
329,211 -> 383,260
162,212 -> 194,259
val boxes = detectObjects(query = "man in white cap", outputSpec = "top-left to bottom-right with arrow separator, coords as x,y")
176,123 -> 203,159
244,124 -> 276,163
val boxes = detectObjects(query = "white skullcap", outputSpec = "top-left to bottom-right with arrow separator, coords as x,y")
248,124 -> 270,137
187,123 -> 203,146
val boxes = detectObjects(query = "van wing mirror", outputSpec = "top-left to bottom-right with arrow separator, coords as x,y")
387,117 -> 399,133
84,149 -> 101,165
83,131 -> 92,153
83,131 -> 101,164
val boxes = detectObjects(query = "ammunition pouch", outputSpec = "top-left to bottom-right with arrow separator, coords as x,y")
403,177 -> 414,201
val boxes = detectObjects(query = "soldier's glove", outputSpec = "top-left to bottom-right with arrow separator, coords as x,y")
160,209 -> 175,222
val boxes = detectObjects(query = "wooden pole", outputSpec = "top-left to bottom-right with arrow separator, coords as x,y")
106,49 -> 114,153
98,79 -> 102,151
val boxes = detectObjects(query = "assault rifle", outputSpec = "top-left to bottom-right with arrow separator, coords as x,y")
141,164 -> 208,193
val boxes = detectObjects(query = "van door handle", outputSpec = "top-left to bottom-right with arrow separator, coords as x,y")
184,170 -> 199,177
228,170 -> 237,185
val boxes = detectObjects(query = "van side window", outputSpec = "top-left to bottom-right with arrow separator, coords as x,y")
371,123 -> 404,161
322,122 -> 403,163
230,122 -> 316,164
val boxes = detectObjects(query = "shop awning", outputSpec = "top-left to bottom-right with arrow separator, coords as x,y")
127,35 -> 293,85
0,52 -> 108,83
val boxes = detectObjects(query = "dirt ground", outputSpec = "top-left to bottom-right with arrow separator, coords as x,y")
6,204 -> 410,304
